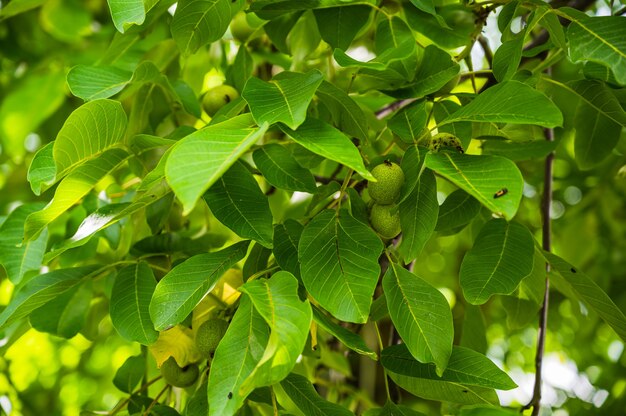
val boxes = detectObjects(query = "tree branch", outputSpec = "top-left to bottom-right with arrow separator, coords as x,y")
525,68 -> 555,416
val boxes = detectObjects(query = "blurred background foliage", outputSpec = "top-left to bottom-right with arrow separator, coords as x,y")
0,0 -> 625,415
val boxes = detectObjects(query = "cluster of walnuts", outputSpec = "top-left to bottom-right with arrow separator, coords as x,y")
368,161 -> 405,239
160,319 -> 229,387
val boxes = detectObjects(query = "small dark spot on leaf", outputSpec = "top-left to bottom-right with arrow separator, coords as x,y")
228,392 -> 233,399
571,267 -> 576,273
462,389 -> 468,393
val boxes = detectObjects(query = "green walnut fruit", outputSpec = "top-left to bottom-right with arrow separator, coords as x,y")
230,12 -> 255,42
369,204 -> 401,239
368,161 -> 405,205
160,356 -> 199,388
202,85 -> 239,117
195,318 -> 229,356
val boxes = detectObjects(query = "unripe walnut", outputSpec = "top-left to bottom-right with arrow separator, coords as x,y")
195,318 -> 229,356
368,161 -> 405,205
369,204 -> 401,239
202,85 -> 239,116
160,356 -> 199,388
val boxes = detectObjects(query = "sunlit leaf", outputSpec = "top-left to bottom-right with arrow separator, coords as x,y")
424,152 -> 524,220
242,70 -> 323,129
165,114 -> 269,214
208,296 -> 270,416
240,272 -> 312,394
150,241 -> 250,330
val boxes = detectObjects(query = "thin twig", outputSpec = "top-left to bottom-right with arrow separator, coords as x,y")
143,384 -> 170,416
524,67 -> 555,416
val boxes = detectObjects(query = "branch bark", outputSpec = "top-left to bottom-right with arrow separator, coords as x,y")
525,67 -> 555,416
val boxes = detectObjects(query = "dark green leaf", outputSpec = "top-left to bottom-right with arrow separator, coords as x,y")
312,306 -> 377,360
314,5 -> 370,50
383,264 -> 453,374
399,169 -> 439,261
279,373 -> 354,416
113,355 -> 146,393
110,262 -> 159,345
460,219 -> 535,305
280,118 -> 374,181
435,190 -> 481,232
253,144 -> 317,193
299,209 -> 384,323
171,0 -> 244,55
204,161 -> 274,248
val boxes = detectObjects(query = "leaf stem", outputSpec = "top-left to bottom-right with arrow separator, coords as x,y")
373,321 -> 392,401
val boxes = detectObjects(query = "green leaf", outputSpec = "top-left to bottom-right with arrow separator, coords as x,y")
204,161 -> 274,248
165,114 -> 269,214
424,152 -> 524,221
0,69 -> 66,158
27,142 -> 56,196
388,101 -> 428,143
404,5 -> 474,49
239,272 -> 312,394
226,45 -> 254,92
545,252 -> 626,342
391,45 -> 460,98
299,209 -> 384,323
0,266 -> 99,329
459,405 -> 520,416
243,243 -> 272,281
52,99 -> 128,181
113,355 -> 146,393
242,70 -> 324,129
383,264 -> 453,375
171,0 -> 244,55
149,241 -> 250,331
67,65 -> 133,101
381,343 -> 516,389
435,190 -> 481,232
460,219 -> 535,305
316,81 -> 369,142
29,279 -> 92,338
375,16 -> 414,54
24,148 -> 129,240
313,5 -> 370,50
250,0 -> 376,20
480,139 -> 559,161
440,81 -> 563,128
208,296 -> 270,416
106,0 -> 145,33
566,15 -> 626,85
280,118 -> 374,181
399,169 -> 439,261
543,79 -> 626,169
0,0 -> 45,19
363,401 -> 426,416
492,34 -> 525,82
312,305 -> 377,360
273,220 -> 304,279
0,203 -> 48,284
253,144 -> 317,193
110,262 -> 159,345
279,373 -> 354,416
